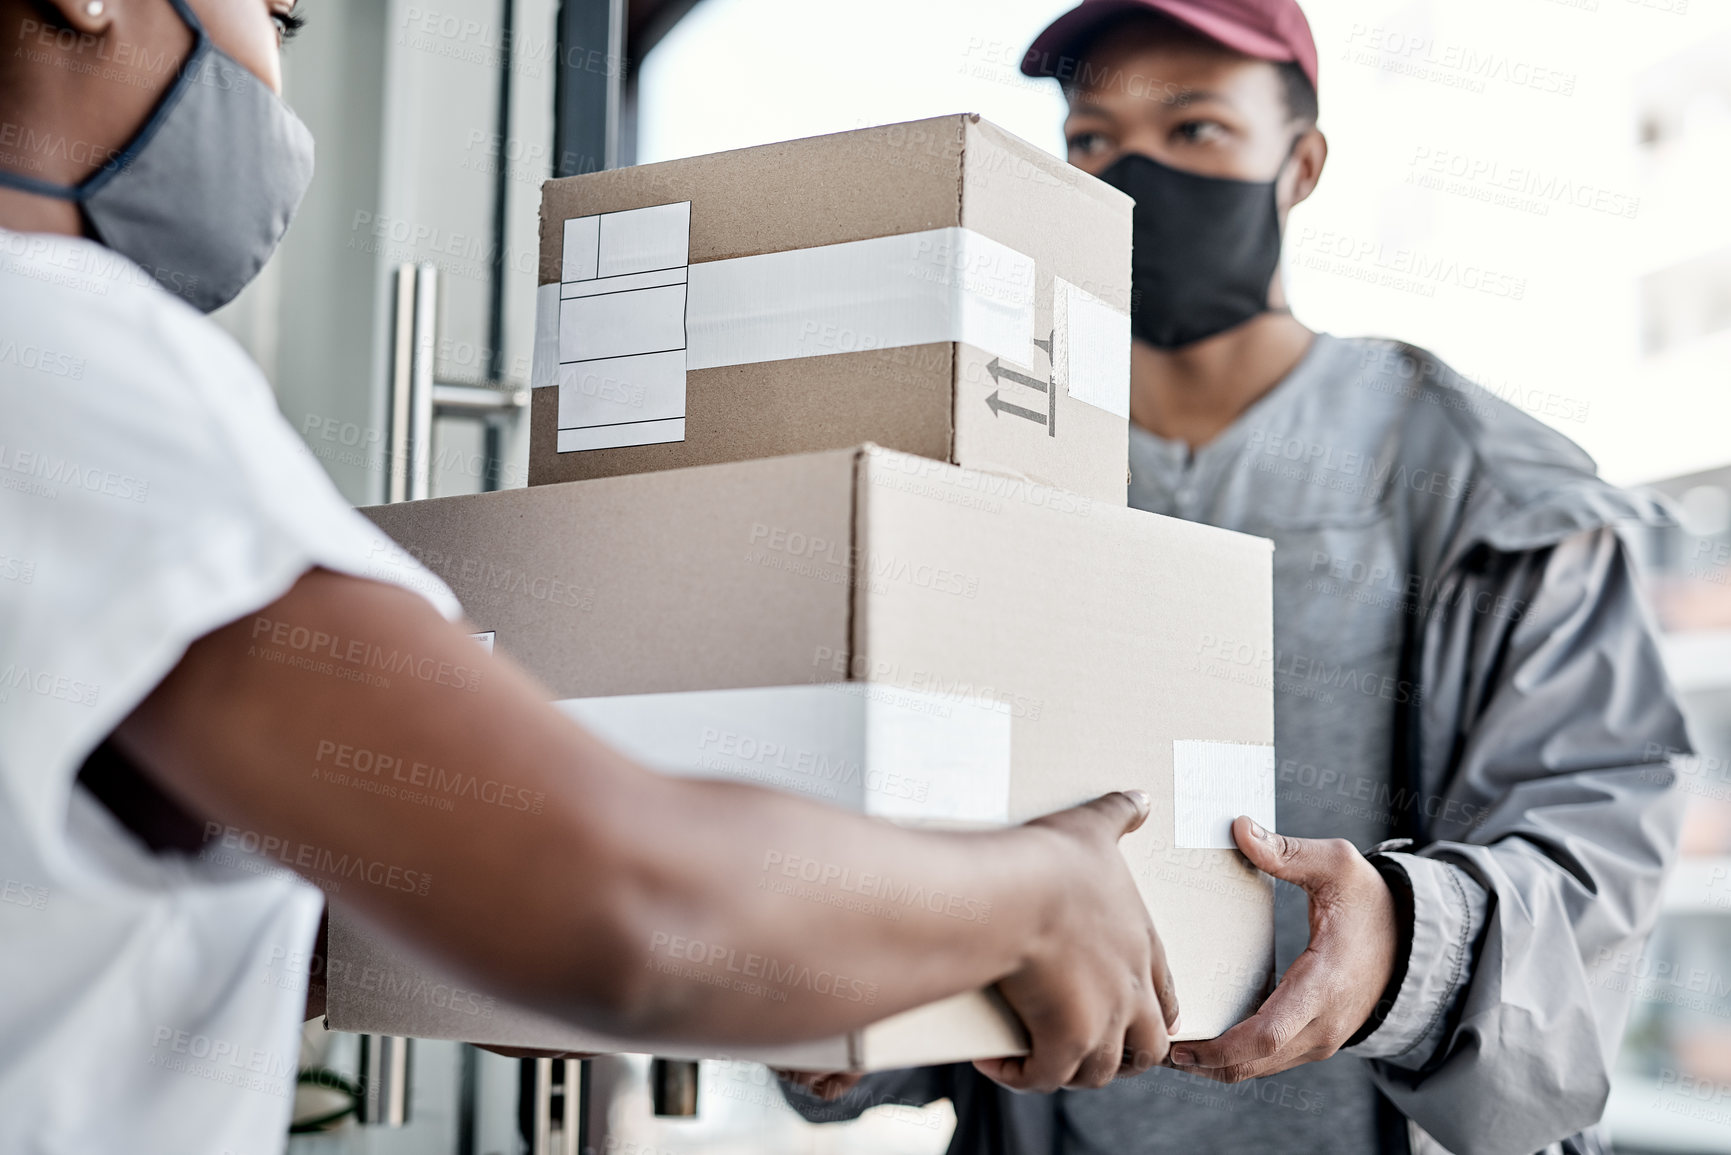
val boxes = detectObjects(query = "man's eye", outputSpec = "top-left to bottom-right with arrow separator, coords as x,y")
1066,132 -> 1111,157
272,8 -> 306,43
1173,120 -> 1227,145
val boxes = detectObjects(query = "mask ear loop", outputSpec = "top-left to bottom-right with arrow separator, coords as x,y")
0,0 -> 210,206
79,0 -> 211,201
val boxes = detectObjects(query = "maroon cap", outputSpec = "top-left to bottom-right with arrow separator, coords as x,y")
1020,0 -> 1318,95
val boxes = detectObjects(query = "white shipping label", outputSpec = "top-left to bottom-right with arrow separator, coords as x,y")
1053,277 -> 1130,419
597,201 -> 691,277
557,351 -> 686,429
556,420 -> 684,452
558,282 -> 688,363
553,203 -> 694,451
562,214 -> 600,282
539,212 -> 1040,455
1172,740 -> 1276,849
562,266 -> 688,299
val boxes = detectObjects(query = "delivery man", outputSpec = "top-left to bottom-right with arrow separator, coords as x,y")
781,1 -> 1691,1152
0,0 -> 1183,1150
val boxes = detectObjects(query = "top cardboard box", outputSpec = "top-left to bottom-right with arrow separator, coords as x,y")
530,114 -> 1133,503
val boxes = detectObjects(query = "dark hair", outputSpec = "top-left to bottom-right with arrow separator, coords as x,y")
1277,60 -> 1318,126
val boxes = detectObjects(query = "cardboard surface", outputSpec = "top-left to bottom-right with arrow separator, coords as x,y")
333,447 -> 1274,1070
530,115 -> 1132,504
358,450 -> 856,697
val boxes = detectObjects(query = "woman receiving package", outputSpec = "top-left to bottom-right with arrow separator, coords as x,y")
0,1 -> 1180,1150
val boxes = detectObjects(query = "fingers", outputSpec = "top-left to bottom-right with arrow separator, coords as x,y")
1089,789 -> 1151,837
973,1055 -> 1054,1092
1015,1040 -> 1088,1093
773,1069 -> 862,1101
1000,975 -> 1172,1093
1120,1002 -> 1170,1076
1173,973 -> 1319,1084
977,1024 -> 1092,1093
1149,927 -> 1180,1033
1175,1039 -> 1324,1084
473,1044 -> 597,1060
1174,1023 -> 1330,1084
988,788 -> 1161,1096
1173,1014 -> 1280,1080
1068,1039 -> 1125,1089
810,1072 -> 864,1100
976,1046 -> 1113,1093
1232,818 -> 1358,893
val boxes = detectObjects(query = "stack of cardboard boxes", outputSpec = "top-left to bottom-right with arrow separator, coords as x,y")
324,114 -> 1277,1072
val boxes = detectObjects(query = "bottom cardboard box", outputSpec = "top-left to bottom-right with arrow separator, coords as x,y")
325,446 -> 1275,1070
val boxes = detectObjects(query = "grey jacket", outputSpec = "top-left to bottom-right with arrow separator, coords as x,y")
782,335 -> 1689,1155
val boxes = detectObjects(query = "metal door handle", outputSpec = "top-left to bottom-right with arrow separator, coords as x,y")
386,263 -> 528,504
523,1056 -> 583,1155
356,1034 -> 412,1127
650,1058 -> 699,1117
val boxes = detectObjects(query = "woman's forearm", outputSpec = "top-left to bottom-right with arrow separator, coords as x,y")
115,569 -> 1073,1043
565,762 -> 1071,1042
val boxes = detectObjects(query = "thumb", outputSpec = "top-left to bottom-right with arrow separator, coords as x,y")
1231,816 -> 1341,890
1091,789 -> 1152,837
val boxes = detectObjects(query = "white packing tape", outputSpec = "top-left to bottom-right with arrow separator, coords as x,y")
683,228 -> 1034,370
529,281 -> 560,399
1053,276 -> 1131,420
1171,739 -> 1277,849
553,682 -> 1012,824
326,680 -> 1013,1068
532,204 -> 1041,452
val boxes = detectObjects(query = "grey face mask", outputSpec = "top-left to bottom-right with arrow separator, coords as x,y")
0,0 -> 313,312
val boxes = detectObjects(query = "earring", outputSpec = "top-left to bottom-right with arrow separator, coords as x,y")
85,0 -> 103,15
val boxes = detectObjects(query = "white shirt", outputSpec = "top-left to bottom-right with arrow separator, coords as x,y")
0,229 -> 458,1154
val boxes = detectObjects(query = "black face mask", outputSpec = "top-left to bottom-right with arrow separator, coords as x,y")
1097,150 -> 1291,350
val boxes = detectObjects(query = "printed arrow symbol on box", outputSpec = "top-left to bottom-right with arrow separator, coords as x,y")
986,390 -> 1048,425
986,356 -> 1049,394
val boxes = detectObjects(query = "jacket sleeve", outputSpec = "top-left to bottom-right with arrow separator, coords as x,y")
1338,527 -> 1689,1154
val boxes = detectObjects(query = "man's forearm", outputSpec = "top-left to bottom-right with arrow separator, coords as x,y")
117,569 -> 1066,1045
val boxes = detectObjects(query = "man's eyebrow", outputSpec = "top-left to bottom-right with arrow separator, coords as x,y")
1070,88 -> 1232,114
1066,99 -> 1116,119
1167,87 -> 1228,108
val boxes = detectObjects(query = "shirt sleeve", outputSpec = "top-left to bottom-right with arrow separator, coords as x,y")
1338,528 -> 1688,1153
0,283 -> 458,885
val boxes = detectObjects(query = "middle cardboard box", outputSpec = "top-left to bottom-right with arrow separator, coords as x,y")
325,446 -> 1276,1071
